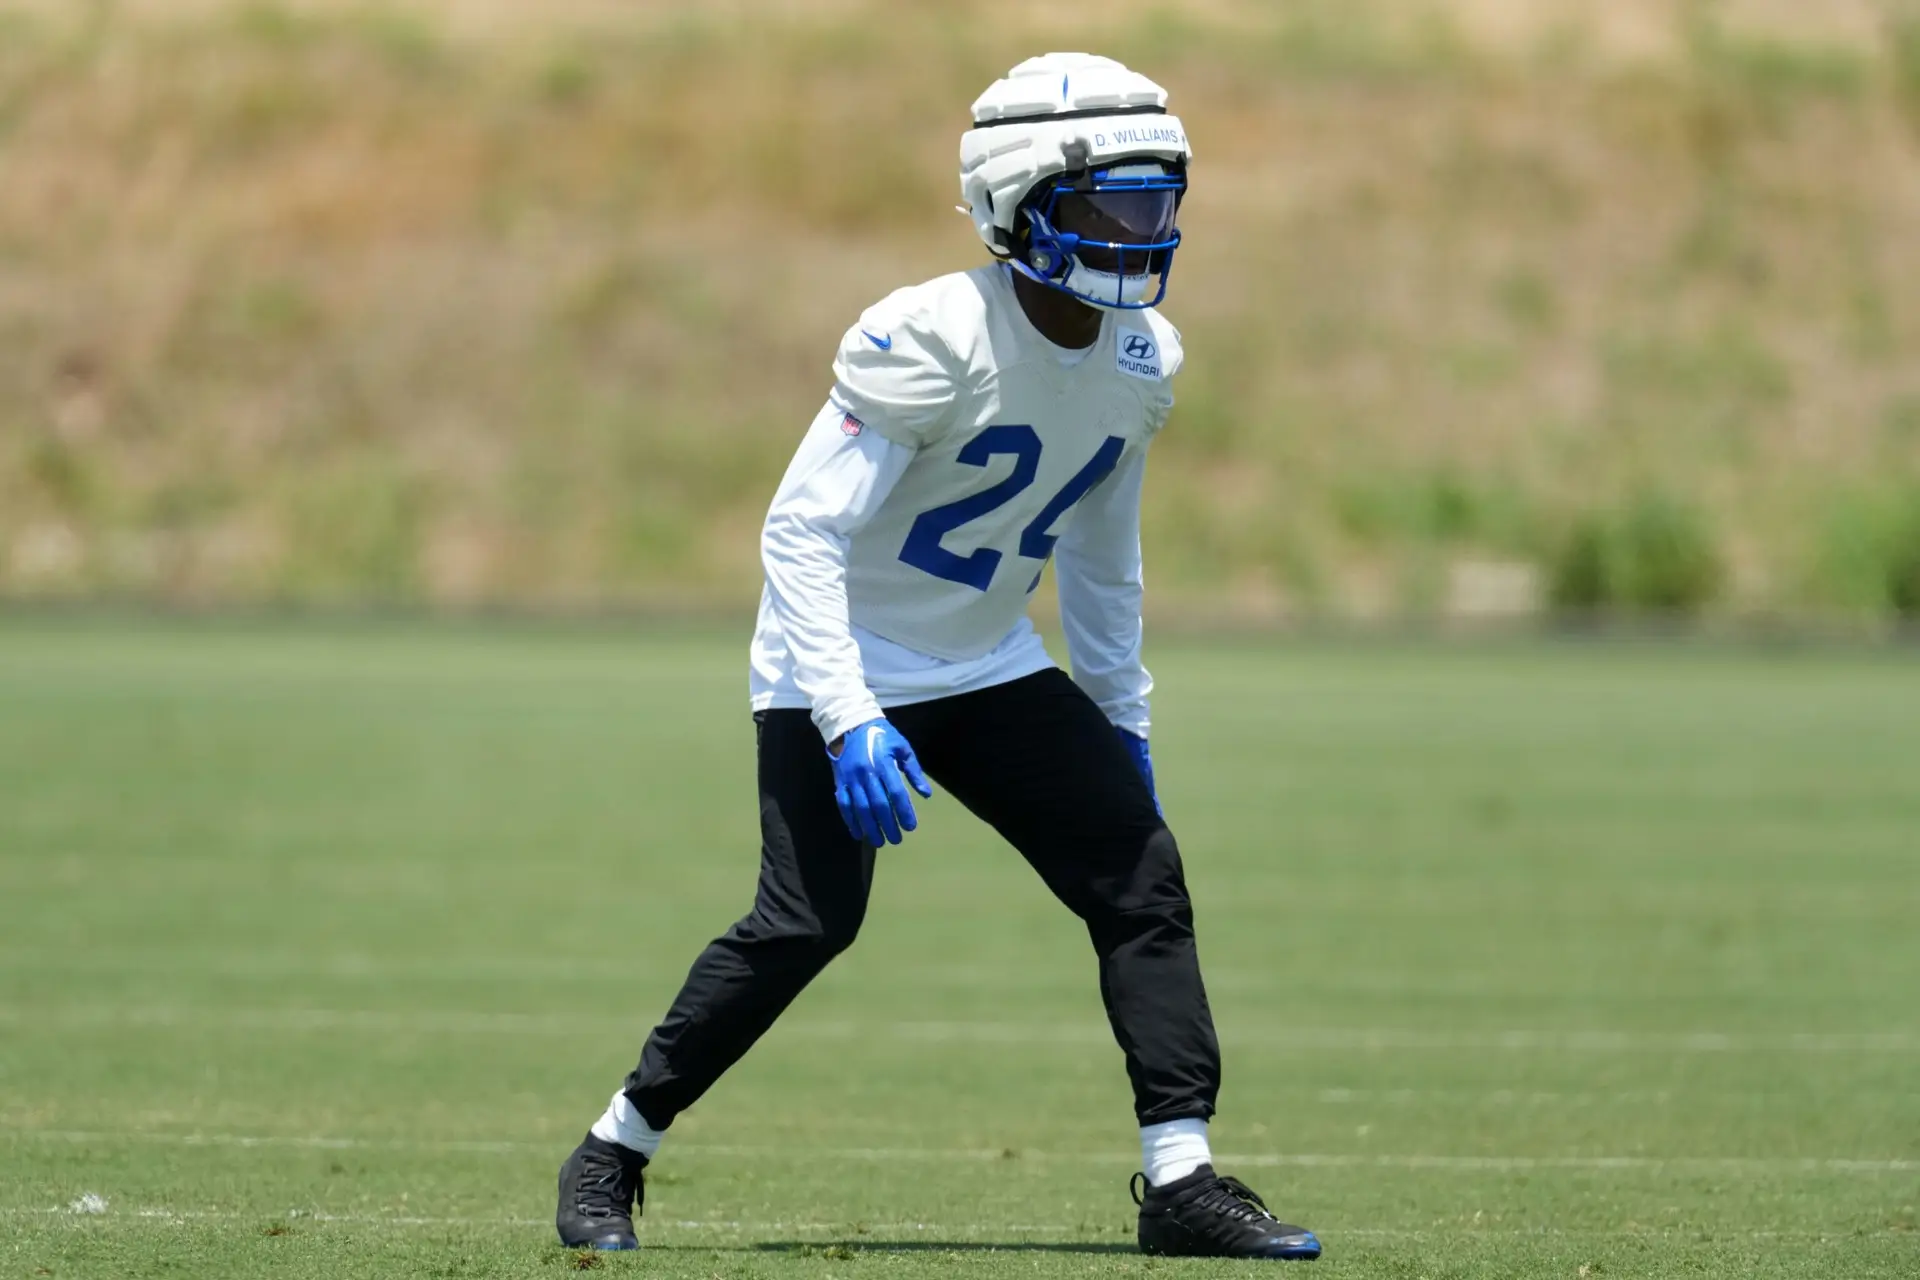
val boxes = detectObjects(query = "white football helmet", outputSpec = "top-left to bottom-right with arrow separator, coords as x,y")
959,53 -> 1192,309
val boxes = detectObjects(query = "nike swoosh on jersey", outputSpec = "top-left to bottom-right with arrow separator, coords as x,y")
861,330 -> 893,351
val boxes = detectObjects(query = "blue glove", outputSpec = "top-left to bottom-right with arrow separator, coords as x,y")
828,718 -> 934,847
1116,729 -> 1162,817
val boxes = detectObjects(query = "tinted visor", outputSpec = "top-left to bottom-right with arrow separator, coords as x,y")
1054,190 -> 1178,243
1053,189 -> 1178,275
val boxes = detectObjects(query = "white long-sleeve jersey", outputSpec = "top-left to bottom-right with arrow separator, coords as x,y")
749,263 -> 1181,745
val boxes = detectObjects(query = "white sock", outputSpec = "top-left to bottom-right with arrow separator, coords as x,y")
1141,1118 -> 1211,1186
589,1091 -> 664,1159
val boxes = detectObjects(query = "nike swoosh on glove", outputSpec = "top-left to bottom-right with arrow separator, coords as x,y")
828,718 -> 934,847
1116,729 -> 1162,817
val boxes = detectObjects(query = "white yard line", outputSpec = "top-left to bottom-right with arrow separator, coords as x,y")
8,1130 -> 1915,1174
3,1006 -> 1916,1054
0,1205 -> 1908,1242
1313,1087 -> 1920,1105
11,1130 -> 542,1154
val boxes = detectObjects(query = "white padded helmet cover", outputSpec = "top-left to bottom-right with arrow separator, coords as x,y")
959,53 -> 1191,253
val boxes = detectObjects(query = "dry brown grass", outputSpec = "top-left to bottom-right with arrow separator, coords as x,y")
3,0 -> 1919,619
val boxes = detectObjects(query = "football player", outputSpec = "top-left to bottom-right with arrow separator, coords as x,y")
556,52 -> 1321,1262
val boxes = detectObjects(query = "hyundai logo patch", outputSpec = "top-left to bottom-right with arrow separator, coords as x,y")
1116,331 -> 1161,381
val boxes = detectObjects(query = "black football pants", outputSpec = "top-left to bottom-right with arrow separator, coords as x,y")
622,667 -> 1221,1129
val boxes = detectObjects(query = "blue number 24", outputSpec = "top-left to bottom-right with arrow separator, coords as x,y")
898,425 -> 1126,592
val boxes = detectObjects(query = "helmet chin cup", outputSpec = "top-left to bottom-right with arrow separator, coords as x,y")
1060,260 -> 1155,307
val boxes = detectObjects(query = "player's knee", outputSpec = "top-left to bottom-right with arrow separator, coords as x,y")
778,905 -> 866,959
1106,827 -> 1194,912
1073,828 -> 1192,928
732,897 -> 867,962
811,906 -> 865,958
1095,893 -> 1194,936
1084,900 -> 1195,965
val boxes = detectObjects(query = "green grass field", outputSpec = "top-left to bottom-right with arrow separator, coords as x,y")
1,620 -> 1916,1278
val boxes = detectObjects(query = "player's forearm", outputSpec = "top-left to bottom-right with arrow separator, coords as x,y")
761,401 -> 915,743
761,519 -> 884,742
1060,578 -> 1153,735
1056,450 -> 1153,737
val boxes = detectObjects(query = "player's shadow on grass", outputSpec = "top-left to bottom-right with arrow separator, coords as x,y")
753,1241 -> 1135,1256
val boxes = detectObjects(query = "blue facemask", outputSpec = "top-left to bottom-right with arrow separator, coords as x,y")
1013,165 -> 1185,309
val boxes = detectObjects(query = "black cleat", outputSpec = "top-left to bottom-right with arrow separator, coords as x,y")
556,1132 -> 647,1250
1133,1164 -> 1321,1260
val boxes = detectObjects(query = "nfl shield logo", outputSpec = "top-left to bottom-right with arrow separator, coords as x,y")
840,412 -> 864,437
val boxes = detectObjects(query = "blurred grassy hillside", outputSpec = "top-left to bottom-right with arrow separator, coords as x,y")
3,0 -> 1920,622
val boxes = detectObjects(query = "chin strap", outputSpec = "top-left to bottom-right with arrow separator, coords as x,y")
1019,205 -> 1076,282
